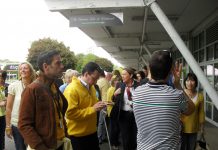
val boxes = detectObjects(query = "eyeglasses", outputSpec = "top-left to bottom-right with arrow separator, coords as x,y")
137,75 -> 141,78
88,73 -> 99,81
153,50 -> 172,58
162,50 -> 172,58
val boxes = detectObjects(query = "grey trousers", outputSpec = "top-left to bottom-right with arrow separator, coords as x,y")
97,110 -> 107,143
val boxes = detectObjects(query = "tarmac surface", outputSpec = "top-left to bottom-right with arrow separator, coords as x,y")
5,121 -> 218,150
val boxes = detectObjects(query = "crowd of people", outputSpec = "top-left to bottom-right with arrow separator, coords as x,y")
0,49 -> 205,150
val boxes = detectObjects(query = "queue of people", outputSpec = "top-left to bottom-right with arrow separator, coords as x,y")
0,49 -> 206,150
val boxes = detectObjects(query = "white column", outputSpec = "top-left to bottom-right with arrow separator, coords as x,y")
149,1 -> 218,109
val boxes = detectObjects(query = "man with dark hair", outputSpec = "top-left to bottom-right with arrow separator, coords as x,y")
64,62 -> 106,150
18,50 -> 71,150
133,50 -> 195,150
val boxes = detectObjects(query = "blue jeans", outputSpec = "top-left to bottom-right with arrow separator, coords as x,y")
12,125 -> 26,150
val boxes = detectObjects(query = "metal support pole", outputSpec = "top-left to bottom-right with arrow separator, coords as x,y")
141,56 -> 148,66
149,1 -> 218,109
139,7 -> 149,68
102,110 -> 112,150
143,44 -> 152,57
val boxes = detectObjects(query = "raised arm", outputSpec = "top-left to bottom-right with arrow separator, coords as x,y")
172,62 -> 195,115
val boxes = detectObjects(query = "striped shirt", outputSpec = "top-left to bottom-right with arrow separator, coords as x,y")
133,82 -> 188,150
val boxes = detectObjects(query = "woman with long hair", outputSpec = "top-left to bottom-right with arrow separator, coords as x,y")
5,62 -> 35,150
181,73 -> 205,150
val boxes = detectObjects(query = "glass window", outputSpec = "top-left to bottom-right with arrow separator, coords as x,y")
199,32 -> 204,48
214,63 -> 218,91
194,51 -> 198,62
183,58 -> 186,67
206,93 -> 212,102
206,45 -> 214,61
213,106 -> 218,123
198,66 -> 205,92
199,83 -> 203,92
206,102 -> 212,119
215,43 -> 218,59
206,64 -> 213,86
200,66 -> 205,72
194,36 -> 199,50
199,49 -> 204,62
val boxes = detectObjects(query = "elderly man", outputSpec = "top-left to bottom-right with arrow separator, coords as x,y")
18,50 -> 70,150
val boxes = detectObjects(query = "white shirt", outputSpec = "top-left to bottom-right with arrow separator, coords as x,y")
8,80 -> 25,126
122,87 -> 134,111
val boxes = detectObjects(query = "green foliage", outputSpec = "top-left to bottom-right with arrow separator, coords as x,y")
75,53 -> 113,72
27,38 -> 77,70
75,54 -> 85,72
94,57 -> 113,72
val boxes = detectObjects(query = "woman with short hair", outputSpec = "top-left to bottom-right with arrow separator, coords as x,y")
181,73 -> 205,150
112,67 -> 138,150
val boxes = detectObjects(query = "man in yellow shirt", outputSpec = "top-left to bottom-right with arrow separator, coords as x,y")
64,62 -> 106,150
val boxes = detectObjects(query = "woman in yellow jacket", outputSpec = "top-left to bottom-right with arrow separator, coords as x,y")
181,73 -> 205,150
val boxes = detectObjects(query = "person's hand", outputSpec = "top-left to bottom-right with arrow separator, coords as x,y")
5,127 -> 13,139
172,61 -> 182,87
104,101 -> 114,106
93,101 -> 106,112
0,100 -> 6,107
114,88 -> 121,96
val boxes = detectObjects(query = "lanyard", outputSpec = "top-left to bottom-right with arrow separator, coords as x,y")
34,80 -> 63,128
50,87 -> 63,129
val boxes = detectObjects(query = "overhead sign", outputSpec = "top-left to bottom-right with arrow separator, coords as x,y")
3,64 -> 19,71
70,13 -> 123,27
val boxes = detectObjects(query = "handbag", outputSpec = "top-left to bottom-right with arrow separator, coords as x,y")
195,134 -> 210,150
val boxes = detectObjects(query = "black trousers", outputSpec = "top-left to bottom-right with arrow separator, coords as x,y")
118,110 -> 137,150
0,116 -> 6,150
109,116 -> 120,146
69,132 -> 100,150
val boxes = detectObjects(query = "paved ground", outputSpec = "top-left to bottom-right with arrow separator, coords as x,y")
5,121 -> 218,150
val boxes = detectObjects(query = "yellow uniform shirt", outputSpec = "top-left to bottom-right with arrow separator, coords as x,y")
51,84 -> 65,140
181,92 -> 205,133
106,86 -> 115,117
64,77 -> 98,137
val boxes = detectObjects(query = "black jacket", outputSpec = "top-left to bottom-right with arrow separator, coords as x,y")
110,80 -> 139,120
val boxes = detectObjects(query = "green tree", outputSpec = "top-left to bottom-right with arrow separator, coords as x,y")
75,53 -> 114,72
95,57 -> 113,72
75,53 -> 98,72
82,54 -> 98,66
27,38 -> 77,70
75,53 -> 85,72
